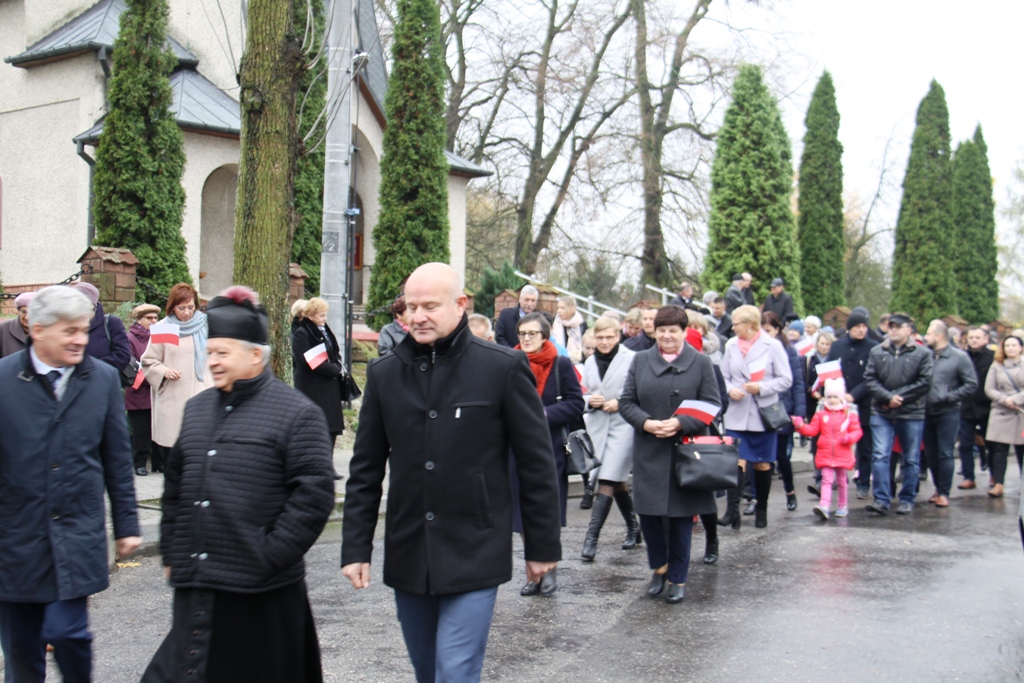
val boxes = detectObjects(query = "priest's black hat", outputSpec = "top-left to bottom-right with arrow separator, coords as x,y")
207,286 -> 269,344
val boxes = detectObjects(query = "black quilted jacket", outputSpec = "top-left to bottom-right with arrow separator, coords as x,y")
161,370 -> 336,593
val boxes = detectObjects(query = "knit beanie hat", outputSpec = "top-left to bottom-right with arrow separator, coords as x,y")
13,292 -> 35,310
824,378 -> 847,400
788,320 -> 805,335
846,310 -> 870,330
72,282 -> 100,307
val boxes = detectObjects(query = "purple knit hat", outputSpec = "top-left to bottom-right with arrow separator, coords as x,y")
71,282 -> 100,307
13,292 -> 35,310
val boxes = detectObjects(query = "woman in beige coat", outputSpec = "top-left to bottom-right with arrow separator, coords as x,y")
142,283 -> 213,467
984,335 -> 1024,497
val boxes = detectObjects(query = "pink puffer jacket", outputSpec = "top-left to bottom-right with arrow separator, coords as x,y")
793,406 -> 862,470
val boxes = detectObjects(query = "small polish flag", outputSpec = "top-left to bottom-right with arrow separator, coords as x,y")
132,369 -> 146,391
795,337 -> 815,357
747,356 -> 767,381
150,322 -> 180,346
811,359 -> 843,392
674,399 -> 721,425
304,343 -> 328,370
574,365 -> 588,394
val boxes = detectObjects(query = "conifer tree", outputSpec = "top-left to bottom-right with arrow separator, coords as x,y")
703,64 -> 801,309
890,80 -> 954,321
951,126 -> 1000,323
366,0 -> 450,330
92,0 -> 189,297
291,0 -> 326,295
797,71 -> 844,316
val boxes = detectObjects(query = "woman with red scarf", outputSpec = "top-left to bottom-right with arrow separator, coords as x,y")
511,312 -> 585,597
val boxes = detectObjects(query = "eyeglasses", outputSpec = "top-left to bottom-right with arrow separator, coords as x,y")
143,315 -> 159,321
517,330 -> 542,340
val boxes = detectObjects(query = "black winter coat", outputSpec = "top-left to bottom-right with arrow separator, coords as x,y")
85,302 -> 131,372
161,370 -> 336,593
961,346 -> 995,420
779,342 -> 807,434
826,333 -> 879,403
624,332 -> 655,352
0,352 -> 138,602
292,319 -> 345,434
342,320 -> 562,595
762,292 -> 795,321
864,339 -> 934,421
494,305 -> 522,347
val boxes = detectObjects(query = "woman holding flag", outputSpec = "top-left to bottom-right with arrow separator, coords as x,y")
142,283 -> 213,467
126,304 -> 161,475
619,306 -> 722,603
292,298 -> 346,467
719,305 -> 793,529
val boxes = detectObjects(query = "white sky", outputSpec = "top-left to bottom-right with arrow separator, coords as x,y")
703,0 -> 1024,233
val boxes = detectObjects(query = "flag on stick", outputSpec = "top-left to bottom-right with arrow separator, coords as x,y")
149,322 -> 180,346
304,343 -> 328,370
132,369 -> 145,390
674,400 -> 721,425
747,356 -> 767,381
795,337 -> 815,357
811,359 -> 842,392
574,365 -> 589,394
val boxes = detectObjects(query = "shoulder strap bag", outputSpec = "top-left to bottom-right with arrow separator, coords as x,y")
672,419 -> 740,491
554,359 -> 599,475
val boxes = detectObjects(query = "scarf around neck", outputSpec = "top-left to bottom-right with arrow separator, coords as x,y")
594,344 -> 618,379
737,329 -> 761,356
519,339 -> 559,396
166,311 -> 209,380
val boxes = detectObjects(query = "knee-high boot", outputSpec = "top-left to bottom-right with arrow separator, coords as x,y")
718,465 -> 744,529
754,468 -> 772,528
614,489 -> 643,550
581,494 -> 613,561
701,513 -> 719,563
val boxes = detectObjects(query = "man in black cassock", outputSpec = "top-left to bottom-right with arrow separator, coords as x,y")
142,286 -> 336,683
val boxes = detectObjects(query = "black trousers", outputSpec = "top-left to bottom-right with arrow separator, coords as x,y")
128,409 -> 161,471
854,398 -> 873,487
989,442 -> 1024,486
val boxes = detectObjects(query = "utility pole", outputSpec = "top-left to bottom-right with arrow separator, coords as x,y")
320,0 -> 355,362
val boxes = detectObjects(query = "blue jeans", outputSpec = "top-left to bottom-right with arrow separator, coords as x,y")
394,586 -> 499,683
870,415 -> 924,507
924,412 -> 960,497
0,598 -> 91,683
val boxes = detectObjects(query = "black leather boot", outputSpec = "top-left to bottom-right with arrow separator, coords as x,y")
718,466 -> 744,529
581,494 -> 613,562
701,514 -> 719,563
580,479 -> 595,509
614,490 -> 642,549
754,468 -> 772,528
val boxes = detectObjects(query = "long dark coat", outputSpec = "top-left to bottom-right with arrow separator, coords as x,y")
0,351 -> 138,602
618,344 -> 721,518
291,319 -> 345,434
342,320 -> 562,596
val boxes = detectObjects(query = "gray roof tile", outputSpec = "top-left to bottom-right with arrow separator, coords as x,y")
6,0 -> 197,67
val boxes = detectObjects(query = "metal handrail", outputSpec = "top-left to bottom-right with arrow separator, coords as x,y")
513,270 -> 625,319
645,283 -> 675,306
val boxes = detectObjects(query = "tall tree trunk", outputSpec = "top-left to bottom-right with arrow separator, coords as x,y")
233,0 -> 304,379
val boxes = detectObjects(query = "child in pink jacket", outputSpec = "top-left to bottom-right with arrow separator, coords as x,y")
792,378 -> 863,520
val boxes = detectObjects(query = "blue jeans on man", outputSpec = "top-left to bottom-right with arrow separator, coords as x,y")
0,597 -> 92,683
870,414 -> 924,508
923,412 -> 960,497
394,586 -> 499,683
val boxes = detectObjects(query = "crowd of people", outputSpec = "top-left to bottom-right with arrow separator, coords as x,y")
1,266 -> 1021,683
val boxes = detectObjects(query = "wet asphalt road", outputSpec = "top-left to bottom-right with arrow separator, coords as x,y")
82,466 -> 1024,682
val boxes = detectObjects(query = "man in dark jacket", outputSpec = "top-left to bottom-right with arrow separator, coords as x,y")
624,306 -> 656,351
863,313 -> 934,515
72,281 -> 132,374
494,285 -> 539,347
0,285 -> 140,682
724,273 -> 746,314
144,286 -> 336,683
958,326 -> 995,489
705,296 -> 733,342
762,278 -> 795,321
826,309 -> 880,498
922,320 -> 977,507
342,263 -> 561,683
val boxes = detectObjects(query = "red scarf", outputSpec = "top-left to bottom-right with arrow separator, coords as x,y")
517,339 -> 559,396
686,328 -> 704,352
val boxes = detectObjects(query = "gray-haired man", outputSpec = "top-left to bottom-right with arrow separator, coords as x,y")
495,285 -> 539,347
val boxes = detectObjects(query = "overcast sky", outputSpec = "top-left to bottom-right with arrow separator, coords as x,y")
702,0 -> 1024,235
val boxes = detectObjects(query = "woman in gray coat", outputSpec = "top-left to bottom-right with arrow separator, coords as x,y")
619,307 -> 721,604
719,305 -> 792,529
579,317 -> 640,562
984,335 -> 1024,498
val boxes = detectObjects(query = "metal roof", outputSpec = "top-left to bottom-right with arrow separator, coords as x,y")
444,151 -> 491,178
74,67 -> 240,144
5,0 -> 198,68
356,0 -> 388,115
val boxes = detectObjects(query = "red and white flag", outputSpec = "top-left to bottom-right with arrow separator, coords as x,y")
304,343 -> 328,370
674,399 -> 721,425
795,337 -> 815,357
811,359 -> 842,392
149,322 -> 180,346
132,369 -> 146,391
747,356 -> 767,381
574,365 -> 589,394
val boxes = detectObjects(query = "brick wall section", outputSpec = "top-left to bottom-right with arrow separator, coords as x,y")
78,246 -> 139,313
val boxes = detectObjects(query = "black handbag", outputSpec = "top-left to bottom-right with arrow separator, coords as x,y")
672,422 -> 740,491
339,371 -> 361,401
554,360 -> 599,475
758,400 -> 790,431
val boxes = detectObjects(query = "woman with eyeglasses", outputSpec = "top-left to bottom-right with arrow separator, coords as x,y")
511,312 -> 585,596
142,283 -> 213,469
126,304 -> 162,475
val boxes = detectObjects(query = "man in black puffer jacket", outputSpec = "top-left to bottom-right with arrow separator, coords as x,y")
863,313 -> 934,516
144,286 -> 336,683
